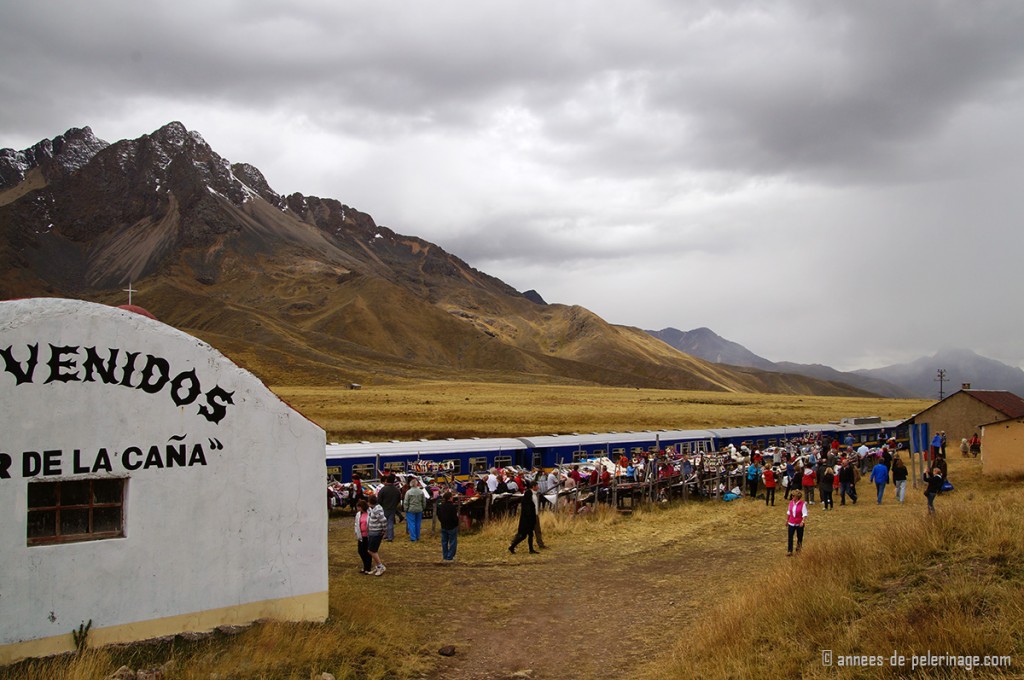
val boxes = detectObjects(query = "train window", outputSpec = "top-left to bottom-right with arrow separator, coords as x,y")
767,439 -> 776,447
610,448 -> 624,458
351,463 -> 373,480
572,450 -> 588,462
756,440 -> 766,450
631,447 -> 644,456
533,452 -> 543,468
494,455 -> 512,468
469,457 -> 488,472
383,462 -> 405,473
443,459 -> 461,474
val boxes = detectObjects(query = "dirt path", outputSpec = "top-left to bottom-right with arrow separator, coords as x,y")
328,479 -> 929,680
334,502 -> 782,680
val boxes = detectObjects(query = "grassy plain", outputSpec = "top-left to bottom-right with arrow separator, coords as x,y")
272,382 -> 934,442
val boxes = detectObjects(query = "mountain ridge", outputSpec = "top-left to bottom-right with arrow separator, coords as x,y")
0,123 -> 877,397
649,326 -> 1023,400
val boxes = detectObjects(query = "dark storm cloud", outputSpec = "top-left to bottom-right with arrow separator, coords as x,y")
3,0 -> 1024,370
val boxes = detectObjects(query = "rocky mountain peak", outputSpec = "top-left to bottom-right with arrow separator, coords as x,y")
231,162 -> 284,208
0,126 -> 108,190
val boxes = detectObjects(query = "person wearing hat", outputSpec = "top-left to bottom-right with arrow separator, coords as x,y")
509,480 -> 539,555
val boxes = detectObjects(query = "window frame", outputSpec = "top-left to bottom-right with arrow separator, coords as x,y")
351,463 -> 374,480
27,477 -> 126,546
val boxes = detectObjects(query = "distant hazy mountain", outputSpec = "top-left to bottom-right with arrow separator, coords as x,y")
648,327 -> 776,370
648,327 -> 915,398
854,348 -> 1024,399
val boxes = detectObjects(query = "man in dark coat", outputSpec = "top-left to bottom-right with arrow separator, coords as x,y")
508,480 -> 539,554
376,476 -> 401,542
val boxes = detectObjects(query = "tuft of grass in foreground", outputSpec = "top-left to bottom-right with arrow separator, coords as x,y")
641,489 -> 1024,679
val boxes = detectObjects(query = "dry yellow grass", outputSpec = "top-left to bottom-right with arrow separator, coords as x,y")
273,381 -> 933,441
641,459 -> 1024,680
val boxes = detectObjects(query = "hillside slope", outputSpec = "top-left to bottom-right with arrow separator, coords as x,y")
1,123 -> 872,395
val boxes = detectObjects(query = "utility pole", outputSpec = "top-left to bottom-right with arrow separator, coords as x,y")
935,369 -> 948,400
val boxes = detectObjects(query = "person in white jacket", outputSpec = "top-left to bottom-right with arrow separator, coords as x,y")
353,499 -> 372,574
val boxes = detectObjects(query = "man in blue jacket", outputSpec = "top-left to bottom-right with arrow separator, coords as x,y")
870,457 -> 890,505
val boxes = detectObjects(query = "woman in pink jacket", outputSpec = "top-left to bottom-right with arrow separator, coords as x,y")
786,490 -> 808,556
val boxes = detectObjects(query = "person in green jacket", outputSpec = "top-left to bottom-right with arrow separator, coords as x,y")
403,477 -> 429,542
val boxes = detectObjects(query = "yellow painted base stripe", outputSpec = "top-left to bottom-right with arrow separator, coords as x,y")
0,591 -> 328,666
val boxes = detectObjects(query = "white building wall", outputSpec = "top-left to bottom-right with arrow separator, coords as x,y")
0,299 -> 327,662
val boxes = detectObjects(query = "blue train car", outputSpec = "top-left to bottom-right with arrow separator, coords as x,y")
324,418 -> 913,482
519,429 -> 718,466
325,437 -> 528,481
705,423 -> 831,451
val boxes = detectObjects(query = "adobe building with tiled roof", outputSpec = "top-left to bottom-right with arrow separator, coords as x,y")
903,389 -> 1024,457
980,415 -> 1024,476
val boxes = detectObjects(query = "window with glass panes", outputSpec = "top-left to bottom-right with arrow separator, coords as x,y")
27,478 -> 125,546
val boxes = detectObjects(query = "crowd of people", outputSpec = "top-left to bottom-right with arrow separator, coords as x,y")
337,433 -> 955,574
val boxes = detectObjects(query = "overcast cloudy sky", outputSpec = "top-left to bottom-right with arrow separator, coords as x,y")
3,1 -> 1023,370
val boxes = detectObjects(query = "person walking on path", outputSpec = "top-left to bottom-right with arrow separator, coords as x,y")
367,495 -> 387,576
786,490 -> 807,556
437,491 -> 460,562
870,458 -> 889,505
891,456 -> 908,504
377,476 -> 401,542
353,499 -> 373,574
403,477 -> 429,542
532,482 -> 548,549
924,467 -> 944,515
818,465 -> 835,510
509,480 -> 539,554
838,460 -> 858,505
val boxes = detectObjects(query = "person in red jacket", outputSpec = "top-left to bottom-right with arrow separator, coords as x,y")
762,466 -> 777,507
801,466 -> 816,504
